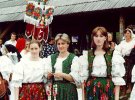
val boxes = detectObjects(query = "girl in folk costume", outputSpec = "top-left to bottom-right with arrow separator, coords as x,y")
79,26 -> 125,100
117,28 -> 135,98
12,40 -> 47,100
0,44 -> 21,100
45,33 -> 80,100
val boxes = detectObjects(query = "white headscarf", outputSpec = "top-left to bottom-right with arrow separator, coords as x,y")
123,28 -> 135,40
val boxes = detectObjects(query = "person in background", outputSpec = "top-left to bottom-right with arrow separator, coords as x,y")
40,37 -> 57,58
16,34 -> 26,53
20,39 -> 31,58
73,48 -> 81,57
5,32 -> 17,46
129,45 -> 135,100
79,26 -> 125,100
107,32 -> 116,50
0,44 -> 21,100
116,28 -> 135,99
0,50 -> 12,100
46,33 -> 80,100
12,40 -> 47,100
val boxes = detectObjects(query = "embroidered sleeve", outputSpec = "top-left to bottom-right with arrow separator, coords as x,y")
43,56 -> 52,78
0,56 -> 12,81
69,56 -> 81,85
111,45 -> 126,85
12,60 -> 24,87
78,51 -> 89,83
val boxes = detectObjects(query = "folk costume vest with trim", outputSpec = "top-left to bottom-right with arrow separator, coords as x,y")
88,49 -> 113,78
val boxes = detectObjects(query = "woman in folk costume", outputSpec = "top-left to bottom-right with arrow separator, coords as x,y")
12,40 -> 47,100
130,64 -> 135,100
129,45 -> 135,100
116,28 -> 135,98
79,26 -> 125,100
46,33 -> 80,100
20,39 -> 31,58
0,44 -> 21,100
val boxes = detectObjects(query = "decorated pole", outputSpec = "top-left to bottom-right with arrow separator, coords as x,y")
24,1 -> 54,99
24,0 -> 54,42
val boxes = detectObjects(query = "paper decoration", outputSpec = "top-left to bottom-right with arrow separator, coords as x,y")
24,0 -> 54,42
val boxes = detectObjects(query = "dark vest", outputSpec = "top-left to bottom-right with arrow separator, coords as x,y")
88,49 -> 113,77
51,53 -> 75,74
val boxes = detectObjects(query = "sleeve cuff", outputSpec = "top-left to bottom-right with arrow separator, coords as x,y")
112,77 -> 125,85
132,76 -> 135,83
10,81 -> 22,87
69,72 -> 80,85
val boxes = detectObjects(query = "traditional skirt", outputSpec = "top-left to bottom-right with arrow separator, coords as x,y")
86,77 -> 115,100
19,82 -> 47,100
53,81 -> 78,100
124,56 -> 133,84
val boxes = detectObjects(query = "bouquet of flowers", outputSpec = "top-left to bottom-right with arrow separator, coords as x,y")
26,3 -> 35,16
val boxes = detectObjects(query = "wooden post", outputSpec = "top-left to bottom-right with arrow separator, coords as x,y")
119,15 -> 125,43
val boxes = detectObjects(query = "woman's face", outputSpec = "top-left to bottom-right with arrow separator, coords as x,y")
93,30 -> 106,47
124,31 -> 131,41
57,39 -> 69,53
11,34 -> 16,41
30,43 -> 40,58
108,33 -> 113,42
26,41 -> 30,50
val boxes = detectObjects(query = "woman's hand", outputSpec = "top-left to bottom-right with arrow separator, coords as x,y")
47,72 -> 53,79
53,72 -> 64,79
54,73 -> 74,82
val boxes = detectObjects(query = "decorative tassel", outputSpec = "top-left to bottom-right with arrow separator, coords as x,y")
46,83 -> 52,100
53,84 -> 58,100
93,86 -> 96,96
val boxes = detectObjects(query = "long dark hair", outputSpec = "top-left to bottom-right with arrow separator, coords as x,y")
5,44 -> 22,60
91,26 -> 109,52
0,51 -> 2,56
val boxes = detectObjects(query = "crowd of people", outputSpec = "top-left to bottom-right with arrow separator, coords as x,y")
0,26 -> 135,100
